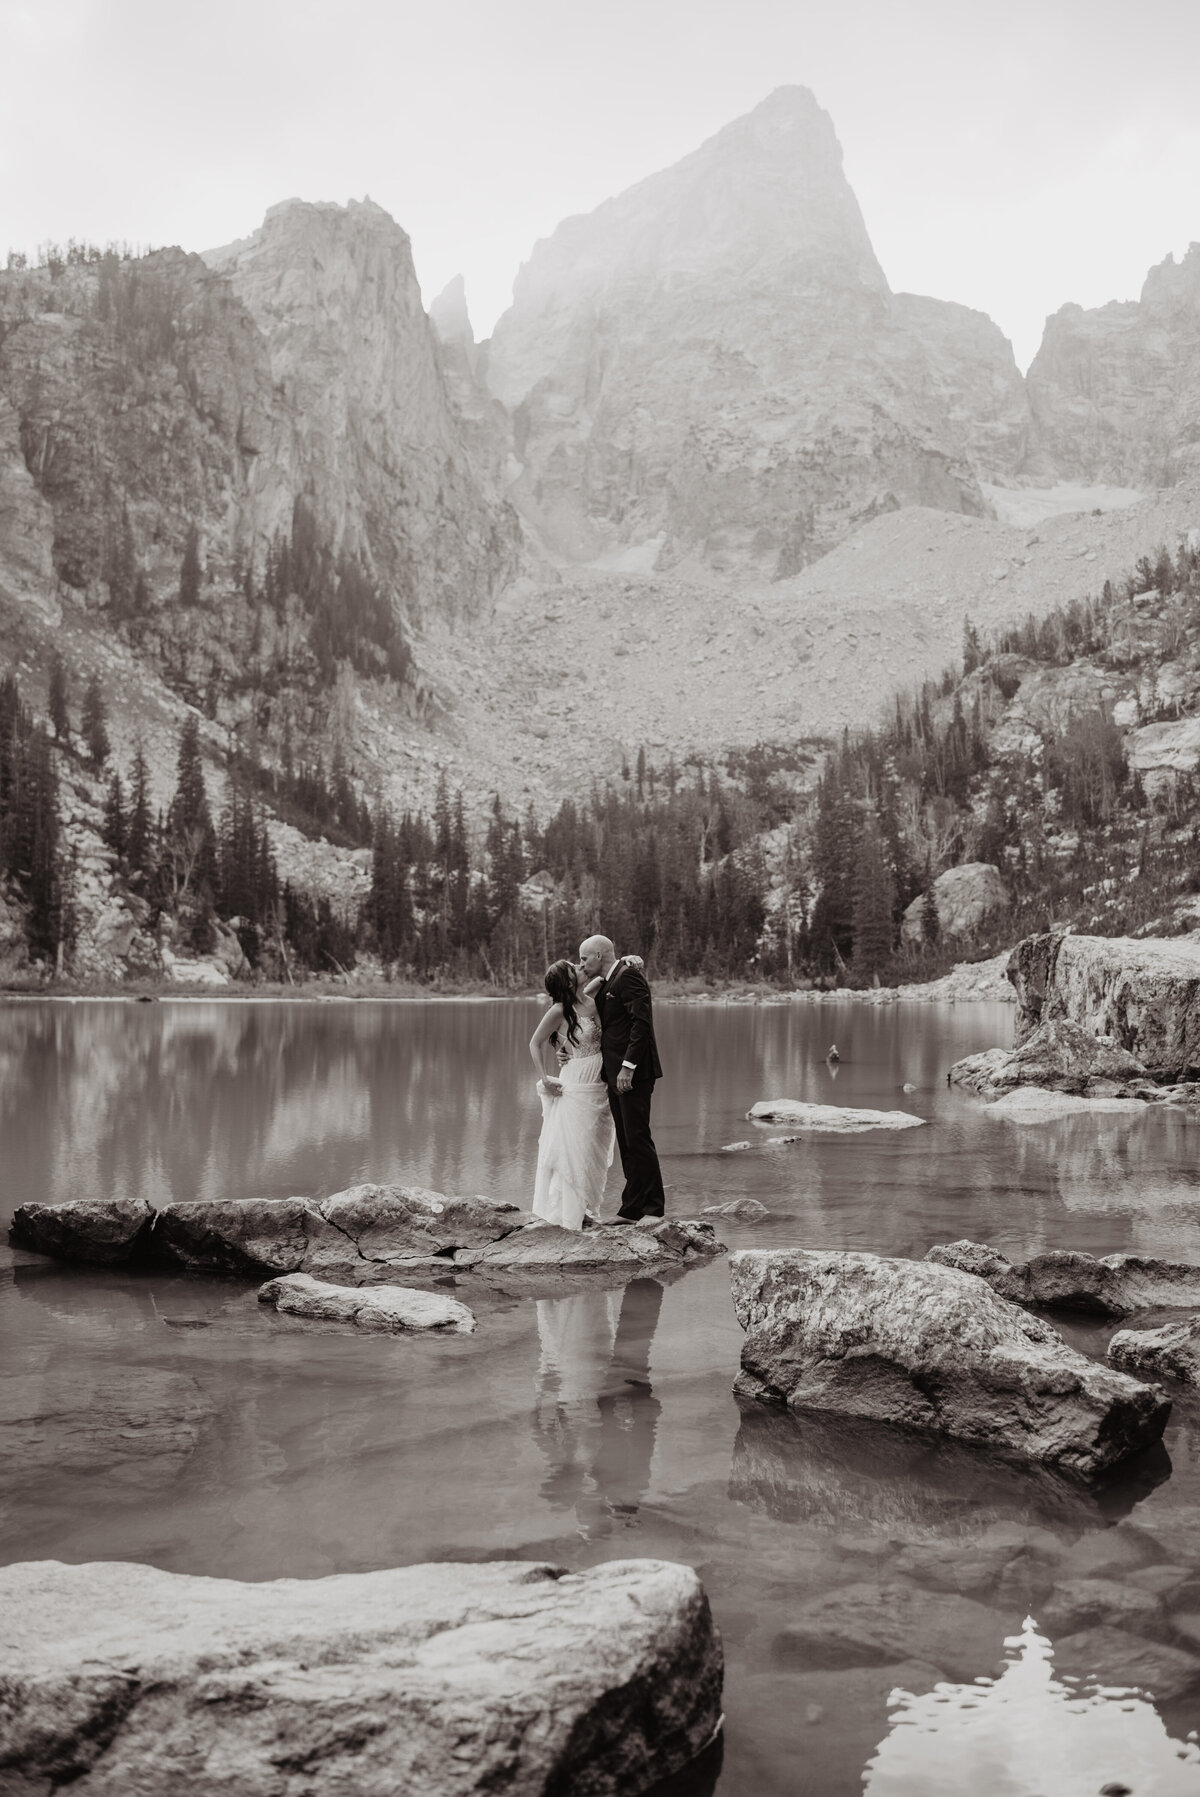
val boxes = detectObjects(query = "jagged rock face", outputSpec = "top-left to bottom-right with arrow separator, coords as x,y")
949,1016 -> 1152,1099
1027,244 -> 1200,486
1007,930 -> 1200,1079
0,204 -> 518,645
487,87 -> 1029,574
208,201 -> 519,624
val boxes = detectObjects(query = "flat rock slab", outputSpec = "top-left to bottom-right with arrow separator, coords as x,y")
983,1086 -> 1149,1120
258,1273 -> 476,1334
928,1239 -> 1200,1318
9,1188 -> 722,1287
746,1101 -> 925,1131
0,1556 -> 722,1797
730,1248 -> 1169,1478
1110,1315 -> 1200,1383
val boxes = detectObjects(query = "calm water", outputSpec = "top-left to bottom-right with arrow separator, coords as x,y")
6,996 -> 1200,1795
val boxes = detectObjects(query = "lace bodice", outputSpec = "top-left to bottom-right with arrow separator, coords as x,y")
558,1009 -> 602,1060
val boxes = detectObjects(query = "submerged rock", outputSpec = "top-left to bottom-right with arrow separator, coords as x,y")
730,1248 -> 1169,1478
927,1239 -> 1200,1318
701,1198 -> 770,1220
258,1272 -> 476,1334
0,1366 -> 215,1501
949,1017 -> 1152,1099
983,1086 -> 1149,1119
10,1189 -> 722,1289
746,1101 -> 925,1131
771,1578 -> 1006,1681
0,1556 -> 722,1796
1109,1315 -> 1200,1384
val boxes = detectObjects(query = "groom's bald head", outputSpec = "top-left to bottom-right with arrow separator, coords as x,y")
578,935 -> 615,978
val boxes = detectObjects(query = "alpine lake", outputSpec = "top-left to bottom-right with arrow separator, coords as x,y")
6,994 -> 1200,1796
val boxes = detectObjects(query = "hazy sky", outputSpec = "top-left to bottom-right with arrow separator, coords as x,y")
2,0 -> 1198,368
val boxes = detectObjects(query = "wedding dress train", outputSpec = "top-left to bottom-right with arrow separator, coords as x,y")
532,1014 -> 615,1229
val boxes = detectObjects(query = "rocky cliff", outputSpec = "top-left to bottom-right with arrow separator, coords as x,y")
1027,244 -> 1200,488
487,87 -> 1033,576
0,200 -> 520,693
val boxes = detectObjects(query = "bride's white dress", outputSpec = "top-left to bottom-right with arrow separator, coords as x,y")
532,1011 -> 615,1229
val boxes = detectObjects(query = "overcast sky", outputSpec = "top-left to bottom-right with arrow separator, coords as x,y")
2,0 -> 1198,368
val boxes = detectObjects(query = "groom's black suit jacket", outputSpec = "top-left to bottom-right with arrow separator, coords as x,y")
596,961 -> 663,1086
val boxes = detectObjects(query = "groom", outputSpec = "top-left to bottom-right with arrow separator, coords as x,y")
578,934 -> 665,1223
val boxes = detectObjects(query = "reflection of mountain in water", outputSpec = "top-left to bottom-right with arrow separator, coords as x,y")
533,1278 -> 664,1535
864,1617 -> 1200,1795
729,1403 -> 1168,1538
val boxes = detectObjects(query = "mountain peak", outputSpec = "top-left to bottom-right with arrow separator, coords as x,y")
430,274 -> 474,347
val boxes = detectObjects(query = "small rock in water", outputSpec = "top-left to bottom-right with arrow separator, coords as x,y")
259,1272 -> 476,1334
720,1140 -> 754,1153
902,1082 -> 917,1093
701,1198 -> 769,1220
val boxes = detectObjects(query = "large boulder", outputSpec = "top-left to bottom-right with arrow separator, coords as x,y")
927,1239 -> 1200,1318
459,1217 -> 721,1277
949,1017 -> 1153,1098
258,1273 -> 476,1334
0,1557 -> 722,1796
1109,1315 -> 1200,1384
9,1196 -> 153,1265
1007,930 -> 1200,1078
150,1197 -> 339,1276
729,1248 -> 1170,1478
899,862 -> 1007,946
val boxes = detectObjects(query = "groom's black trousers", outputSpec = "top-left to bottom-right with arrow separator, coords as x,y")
606,1079 -> 666,1219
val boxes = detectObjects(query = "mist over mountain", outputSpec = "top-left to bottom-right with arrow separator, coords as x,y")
1,83 -> 1199,983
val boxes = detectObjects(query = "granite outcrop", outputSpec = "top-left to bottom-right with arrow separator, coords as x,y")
0,1556 -> 723,1796
926,1239 -> 1200,1319
730,1247 -> 1169,1477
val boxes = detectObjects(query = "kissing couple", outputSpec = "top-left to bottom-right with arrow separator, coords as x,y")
527,934 -> 665,1231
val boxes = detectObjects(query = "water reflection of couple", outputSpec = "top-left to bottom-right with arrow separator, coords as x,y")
527,934 -> 665,1228
532,1278 -> 664,1532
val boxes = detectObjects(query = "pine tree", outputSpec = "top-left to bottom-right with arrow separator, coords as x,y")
48,652 -> 70,743
166,713 -> 217,902
81,675 -> 110,771
126,745 -> 153,880
921,858 -> 941,946
852,822 -> 895,980
179,523 -> 202,608
102,769 -> 127,858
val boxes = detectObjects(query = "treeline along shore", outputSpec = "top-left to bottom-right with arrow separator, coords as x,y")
5,535 -> 1200,992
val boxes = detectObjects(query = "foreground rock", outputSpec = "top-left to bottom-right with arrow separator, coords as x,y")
746,1101 -> 925,1131
258,1273 -> 476,1334
730,1248 -> 1169,1478
1008,930 -> 1200,1081
10,1187 -> 723,1286
0,1556 -> 722,1796
1109,1316 -> 1200,1384
949,1017 -> 1154,1099
927,1239 -> 1200,1318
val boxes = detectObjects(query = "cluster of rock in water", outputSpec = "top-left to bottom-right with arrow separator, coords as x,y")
13,929 -> 1200,1789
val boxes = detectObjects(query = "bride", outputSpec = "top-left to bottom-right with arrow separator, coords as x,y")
528,959 -> 615,1229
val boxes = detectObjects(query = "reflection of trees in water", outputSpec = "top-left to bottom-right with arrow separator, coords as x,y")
0,1002 -> 550,1223
532,1278 -> 664,1536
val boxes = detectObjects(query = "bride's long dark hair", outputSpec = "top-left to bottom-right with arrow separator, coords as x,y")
544,959 -> 581,1047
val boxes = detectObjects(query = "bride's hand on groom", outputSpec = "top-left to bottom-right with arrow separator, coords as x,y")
540,1076 -> 563,1098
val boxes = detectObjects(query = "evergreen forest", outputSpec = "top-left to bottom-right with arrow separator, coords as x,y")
5,536 -> 1200,988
